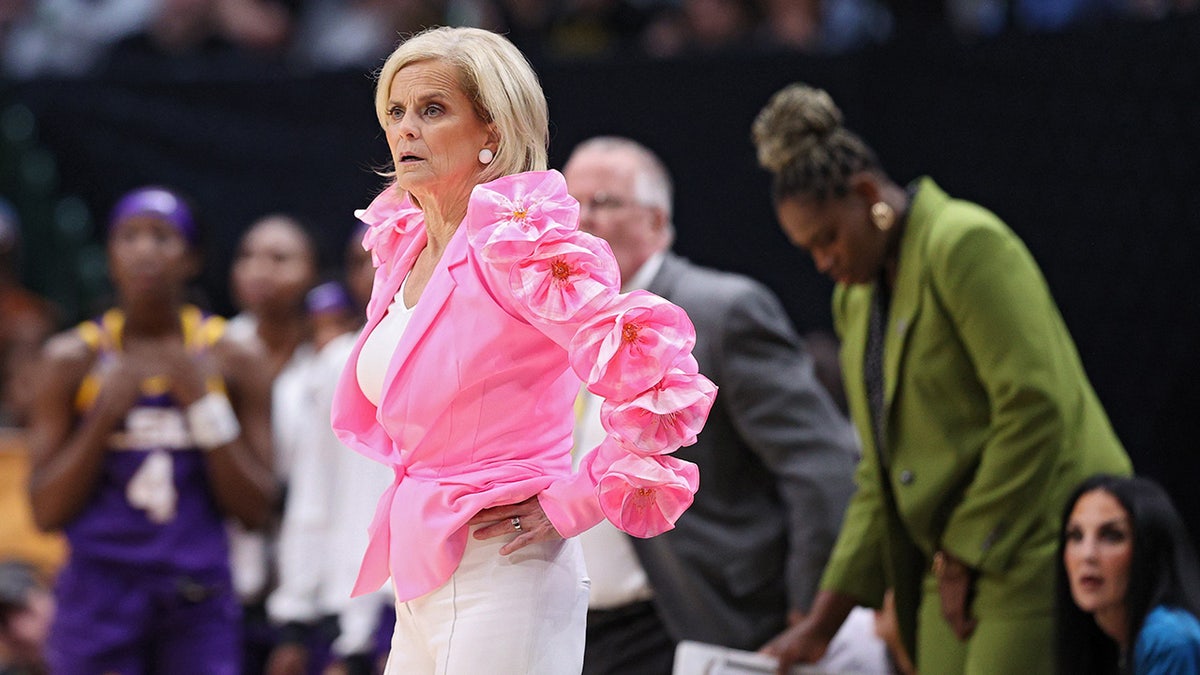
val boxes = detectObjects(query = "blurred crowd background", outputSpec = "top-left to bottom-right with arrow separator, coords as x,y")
0,1 -> 1198,671
0,0 -> 1196,77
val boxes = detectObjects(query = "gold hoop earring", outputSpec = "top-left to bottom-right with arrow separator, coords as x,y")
870,202 -> 895,232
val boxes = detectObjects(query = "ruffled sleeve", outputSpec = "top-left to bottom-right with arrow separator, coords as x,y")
355,184 -> 424,277
465,170 -> 717,539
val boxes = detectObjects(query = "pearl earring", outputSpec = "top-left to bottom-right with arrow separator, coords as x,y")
478,148 -> 494,165
870,202 -> 895,232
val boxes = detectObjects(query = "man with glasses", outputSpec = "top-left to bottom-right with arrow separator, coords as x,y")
563,137 -> 878,674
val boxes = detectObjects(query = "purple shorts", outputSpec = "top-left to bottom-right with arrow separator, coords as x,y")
46,559 -> 240,675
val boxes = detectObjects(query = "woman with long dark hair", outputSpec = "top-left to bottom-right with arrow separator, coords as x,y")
1057,474 -> 1200,675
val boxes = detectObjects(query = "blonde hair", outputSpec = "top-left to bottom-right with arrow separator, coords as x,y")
751,83 -> 879,203
374,26 -> 548,183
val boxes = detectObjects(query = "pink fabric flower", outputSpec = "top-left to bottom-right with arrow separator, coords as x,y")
595,449 -> 700,538
601,368 -> 718,455
569,290 -> 696,401
465,171 -> 579,263
357,185 -> 423,269
509,235 -> 620,323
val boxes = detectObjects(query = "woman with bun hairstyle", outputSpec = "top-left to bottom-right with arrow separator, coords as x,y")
751,83 -> 1132,674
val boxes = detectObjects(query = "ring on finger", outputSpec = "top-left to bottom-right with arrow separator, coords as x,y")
511,516 -> 522,532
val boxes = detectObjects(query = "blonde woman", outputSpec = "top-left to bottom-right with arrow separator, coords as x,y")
332,27 -> 715,674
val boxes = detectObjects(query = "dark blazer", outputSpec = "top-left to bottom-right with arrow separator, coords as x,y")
631,252 -> 859,650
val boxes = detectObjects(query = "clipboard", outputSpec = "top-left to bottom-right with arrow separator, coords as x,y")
671,607 -> 891,675
673,640 -> 834,675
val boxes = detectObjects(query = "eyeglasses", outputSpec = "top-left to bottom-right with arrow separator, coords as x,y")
578,192 -> 647,214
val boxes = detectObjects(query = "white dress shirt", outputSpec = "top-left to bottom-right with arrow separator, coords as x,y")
269,331 -> 395,656
572,252 -> 665,610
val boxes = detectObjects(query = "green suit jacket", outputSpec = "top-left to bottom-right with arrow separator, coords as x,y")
819,178 -> 1131,657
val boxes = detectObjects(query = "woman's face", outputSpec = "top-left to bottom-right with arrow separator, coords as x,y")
1063,489 -> 1134,619
384,59 -> 494,201
107,214 -> 195,302
775,193 -> 887,285
231,217 -> 316,315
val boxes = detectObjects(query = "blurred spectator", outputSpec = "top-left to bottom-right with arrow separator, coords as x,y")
947,0 -> 1111,37
637,4 -> 687,57
756,0 -> 892,54
304,280 -> 355,351
640,0 -> 757,56
639,0 -> 891,58
0,202 -> 65,627
289,0 -> 444,72
444,0 -> 503,29
340,223 -> 374,321
0,560 -> 53,675
264,235 -> 394,675
489,0 -> 556,59
944,0 -> 1009,37
944,0 -> 1197,38
0,431 -> 65,601
683,0 -> 757,49
1014,0 -> 1111,31
0,200 -> 56,429
27,185 -> 276,673
211,0 -> 293,53
542,0 -> 656,59
1,0 -> 151,78
225,212 -> 320,675
819,0 -> 893,52
755,0 -> 823,50
0,0 -> 29,55
4,0 -> 1196,78
99,0 -> 293,77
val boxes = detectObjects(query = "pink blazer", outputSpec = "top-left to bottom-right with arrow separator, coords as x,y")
332,171 -> 716,601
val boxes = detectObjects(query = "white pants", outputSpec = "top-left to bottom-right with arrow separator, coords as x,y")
384,528 -> 589,675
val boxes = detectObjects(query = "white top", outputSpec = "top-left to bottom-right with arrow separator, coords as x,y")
623,251 -> 664,293
574,389 -> 655,610
356,278 -> 415,407
268,331 -> 395,656
223,312 -> 319,601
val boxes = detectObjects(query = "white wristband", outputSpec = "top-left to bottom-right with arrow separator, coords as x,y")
186,391 -> 242,451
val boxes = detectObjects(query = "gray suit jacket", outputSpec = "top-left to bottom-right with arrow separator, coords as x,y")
632,252 -> 859,650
